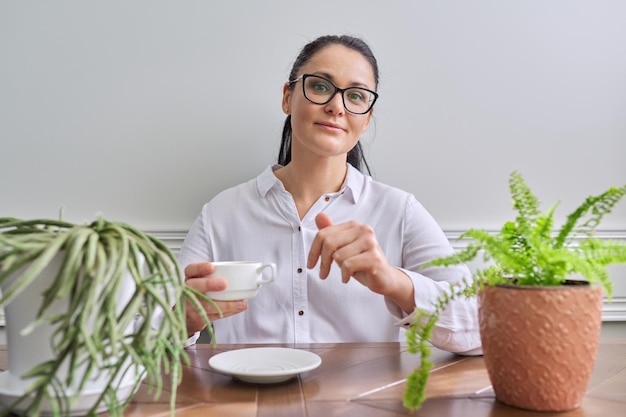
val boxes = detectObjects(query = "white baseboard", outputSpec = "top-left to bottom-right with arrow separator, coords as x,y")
602,297 -> 626,322
1,229 -> 624,326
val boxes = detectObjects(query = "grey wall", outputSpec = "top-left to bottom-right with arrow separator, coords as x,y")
1,0 -> 625,231
1,1 -> 625,332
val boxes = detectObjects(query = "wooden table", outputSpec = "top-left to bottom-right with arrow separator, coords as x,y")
1,340 -> 625,416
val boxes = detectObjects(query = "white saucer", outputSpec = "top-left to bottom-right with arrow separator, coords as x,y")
208,347 -> 322,384
0,370 -> 140,416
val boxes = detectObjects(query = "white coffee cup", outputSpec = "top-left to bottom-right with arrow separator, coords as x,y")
206,261 -> 277,301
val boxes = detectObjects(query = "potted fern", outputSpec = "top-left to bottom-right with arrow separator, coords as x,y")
404,172 -> 626,412
0,215 -> 213,417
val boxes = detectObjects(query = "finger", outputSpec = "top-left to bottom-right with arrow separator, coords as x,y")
309,230 -> 337,278
308,213 -> 338,271
309,222 -> 362,277
184,261 -> 215,279
341,266 -> 352,284
203,300 -> 248,321
307,214 -> 334,269
185,276 -> 228,293
319,224 -> 368,273
307,236 -> 321,270
336,252 -> 369,284
216,300 -> 249,317
332,225 -> 378,266
339,254 -> 374,285
319,227 -> 356,279
315,212 -> 334,229
186,299 -> 248,332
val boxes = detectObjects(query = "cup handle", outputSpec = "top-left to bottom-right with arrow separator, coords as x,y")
256,263 -> 277,285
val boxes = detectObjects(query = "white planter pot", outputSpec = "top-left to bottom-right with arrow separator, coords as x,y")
0,253 -> 144,416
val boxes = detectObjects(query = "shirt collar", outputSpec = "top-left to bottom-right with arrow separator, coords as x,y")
256,164 -> 365,203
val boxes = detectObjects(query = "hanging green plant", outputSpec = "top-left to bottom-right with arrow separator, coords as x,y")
0,216 -> 215,417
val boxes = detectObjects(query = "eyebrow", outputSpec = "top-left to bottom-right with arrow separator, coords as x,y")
312,72 -> 373,90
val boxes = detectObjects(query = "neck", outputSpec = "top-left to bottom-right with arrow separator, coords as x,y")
275,158 -> 348,219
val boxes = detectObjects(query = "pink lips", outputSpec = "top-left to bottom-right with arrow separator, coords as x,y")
316,121 -> 345,132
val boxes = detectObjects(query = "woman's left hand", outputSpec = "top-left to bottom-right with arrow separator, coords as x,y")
307,213 -> 415,313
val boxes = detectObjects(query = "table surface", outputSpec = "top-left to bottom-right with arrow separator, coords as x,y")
1,339 -> 625,417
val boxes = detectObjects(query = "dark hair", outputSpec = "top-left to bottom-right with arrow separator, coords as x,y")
278,35 -> 378,174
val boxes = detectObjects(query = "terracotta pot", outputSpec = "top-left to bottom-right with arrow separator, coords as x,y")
478,283 -> 603,412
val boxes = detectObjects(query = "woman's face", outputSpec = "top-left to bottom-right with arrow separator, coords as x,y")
282,44 -> 376,164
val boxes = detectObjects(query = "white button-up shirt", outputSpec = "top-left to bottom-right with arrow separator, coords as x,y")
178,165 -> 481,354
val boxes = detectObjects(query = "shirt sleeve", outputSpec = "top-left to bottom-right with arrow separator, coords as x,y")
177,210 -> 213,348
385,195 -> 483,355
177,208 -> 214,271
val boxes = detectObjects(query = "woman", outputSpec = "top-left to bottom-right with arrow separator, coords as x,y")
179,35 -> 481,354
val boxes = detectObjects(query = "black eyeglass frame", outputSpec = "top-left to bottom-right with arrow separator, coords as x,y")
289,74 -> 379,115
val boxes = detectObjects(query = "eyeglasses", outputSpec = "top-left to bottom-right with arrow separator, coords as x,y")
289,74 -> 378,115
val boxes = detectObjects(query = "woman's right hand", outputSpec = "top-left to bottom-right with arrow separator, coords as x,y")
183,261 -> 248,335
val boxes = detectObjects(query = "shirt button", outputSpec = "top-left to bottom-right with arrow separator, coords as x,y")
297,268 -> 303,273
298,310 -> 304,316
324,196 -> 330,202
